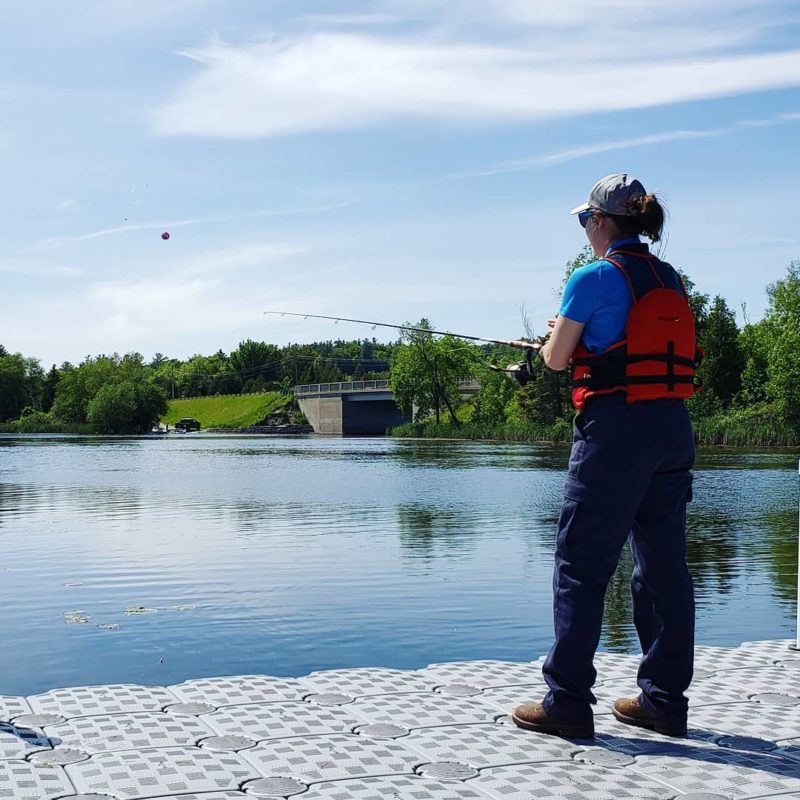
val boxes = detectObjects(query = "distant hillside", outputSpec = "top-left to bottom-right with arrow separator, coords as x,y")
163,392 -> 290,429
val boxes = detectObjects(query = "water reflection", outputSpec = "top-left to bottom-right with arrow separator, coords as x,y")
392,439 -> 570,472
686,516 -> 738,596
0,482 -> 146,525
0,434 -> 796,695
751,508 -> 798,607
397,504 -> 483,560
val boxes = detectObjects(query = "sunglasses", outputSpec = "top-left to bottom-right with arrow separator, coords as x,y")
578,209 -> 595,228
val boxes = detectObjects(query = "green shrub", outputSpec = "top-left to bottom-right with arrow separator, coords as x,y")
692,402 -> 798,446
1,410 -> 67,433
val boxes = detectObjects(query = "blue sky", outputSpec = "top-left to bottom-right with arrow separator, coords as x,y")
3,0 -> 800,367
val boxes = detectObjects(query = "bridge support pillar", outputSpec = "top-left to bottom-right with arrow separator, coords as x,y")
295,382 -> 411,435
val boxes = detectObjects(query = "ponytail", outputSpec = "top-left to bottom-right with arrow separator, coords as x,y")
609,193 -> 665,243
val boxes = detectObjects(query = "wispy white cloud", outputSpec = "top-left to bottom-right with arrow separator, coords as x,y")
457,111 -> 800,176
457,131 -> 723,177
10,246 -> 321,361
0,258 -> 83,277
80,271 -> 313,350
36,201 -> 350,250
152,31 -> 800,138
38,218 -> 201,249
740,110 -> 800,126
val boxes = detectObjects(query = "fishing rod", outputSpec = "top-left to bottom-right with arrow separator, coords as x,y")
264,310 -> 541,385
263,310 -> 539,350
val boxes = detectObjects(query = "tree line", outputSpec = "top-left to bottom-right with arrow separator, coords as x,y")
2,253 -> 798,442
0,339 -> 395,434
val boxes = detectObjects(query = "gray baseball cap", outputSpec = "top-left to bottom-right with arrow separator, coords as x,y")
570,173 -> 646,216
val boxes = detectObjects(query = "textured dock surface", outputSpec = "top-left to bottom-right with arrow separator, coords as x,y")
2,639 -> 799,799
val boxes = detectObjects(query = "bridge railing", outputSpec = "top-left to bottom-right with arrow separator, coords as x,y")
294,379 -> 481,396
295,380 -> 391,395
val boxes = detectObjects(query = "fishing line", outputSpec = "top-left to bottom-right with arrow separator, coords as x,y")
264,310 -> 537,349
264,310 -> 541,382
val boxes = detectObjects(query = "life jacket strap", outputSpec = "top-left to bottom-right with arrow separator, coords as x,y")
572,375 -> 695,388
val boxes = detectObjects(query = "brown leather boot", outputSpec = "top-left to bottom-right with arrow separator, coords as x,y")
512,702 -> 594,738
612,697 -> 687,737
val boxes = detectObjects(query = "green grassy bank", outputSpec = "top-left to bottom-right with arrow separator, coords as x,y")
163,392 -> 290,429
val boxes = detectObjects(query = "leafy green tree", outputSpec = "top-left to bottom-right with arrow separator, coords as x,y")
390,321 -> 479,424
689,295 -> 743,415
42,365 -> 60,412
149,358 -> 180,400
763,261 -> 800,428
0,351 -> 27,422
230,339 -> 281,387
471,368 -> 516,425
23,357 -> 45,410
87,382 -> 137,434
0,351 -> 45,420
507,362 -> 572,426
279,344 -> 347,387
177,353 -> 240,397
52,356 -> 117,423
52,354 -> 167,432
737,321 -> 770,406
116,354 -> 169,431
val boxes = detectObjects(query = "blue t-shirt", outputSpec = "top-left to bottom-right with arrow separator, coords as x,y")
559,237 -> 641,353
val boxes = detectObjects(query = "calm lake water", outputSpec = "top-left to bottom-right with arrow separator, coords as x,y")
0,434 -> 798,696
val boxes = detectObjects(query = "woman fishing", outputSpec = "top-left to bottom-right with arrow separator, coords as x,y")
512,173 -> 699,739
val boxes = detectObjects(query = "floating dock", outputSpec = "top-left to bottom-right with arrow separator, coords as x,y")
1,639 -> 799,798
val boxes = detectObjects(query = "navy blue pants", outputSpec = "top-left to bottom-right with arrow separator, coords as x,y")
542,394 -> 695,726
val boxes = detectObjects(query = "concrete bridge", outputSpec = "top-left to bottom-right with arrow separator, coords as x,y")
294,379 -> 480,435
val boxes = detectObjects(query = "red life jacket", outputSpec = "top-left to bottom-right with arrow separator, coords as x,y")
570,246 -> 702,411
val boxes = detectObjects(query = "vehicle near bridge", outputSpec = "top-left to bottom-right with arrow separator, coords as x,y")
174,417 -> 201,432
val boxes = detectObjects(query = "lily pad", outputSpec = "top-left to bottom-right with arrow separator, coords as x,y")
64,610 -> 91,624
124,606 -> 157,616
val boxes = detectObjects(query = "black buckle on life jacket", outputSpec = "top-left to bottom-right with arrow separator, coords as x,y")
571,348 -> 626,391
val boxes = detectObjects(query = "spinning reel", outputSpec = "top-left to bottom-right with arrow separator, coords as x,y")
490,345 -> 538,386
